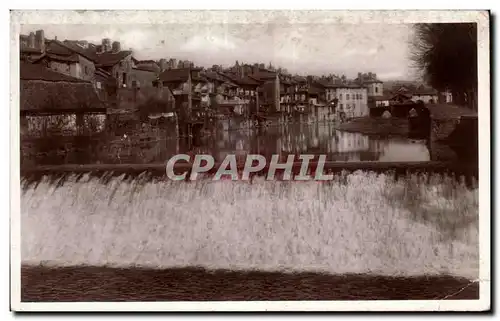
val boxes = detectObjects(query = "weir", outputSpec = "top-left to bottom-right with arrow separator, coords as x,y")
20,160 -> 478,184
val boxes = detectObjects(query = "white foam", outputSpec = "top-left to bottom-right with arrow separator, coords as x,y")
21,172 -> 479,280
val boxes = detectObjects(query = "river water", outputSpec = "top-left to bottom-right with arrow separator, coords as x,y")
20,122 -> 431,166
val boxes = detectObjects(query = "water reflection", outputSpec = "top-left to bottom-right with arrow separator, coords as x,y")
21,122 -> 431,166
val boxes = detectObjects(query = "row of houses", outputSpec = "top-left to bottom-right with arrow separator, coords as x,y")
20,30 -> 389,119
372,85 -> 453,107
20,29 -> 452,139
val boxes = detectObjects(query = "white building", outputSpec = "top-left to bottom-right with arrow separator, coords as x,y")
334,84 -> 369,118
394,85 -> 439,104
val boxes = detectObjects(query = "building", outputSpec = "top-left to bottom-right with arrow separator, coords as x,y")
22,30 -> 163,91
130,60 -> 160,88
333,84 -> 369,118
90,40 -> 135,88
20,62 -> 107,139
22,30 -> 97,83
392,85 -> 439,104
410,86 -> 439,104
20,30 -> 46,62
313,80 -> 369,119
32,41 -> 96,82
177,60 -> 194,69
278,74 -> 295,115
247,69 -> 281,114
157,67 -> 205,136
441,91 -> 453,104
222,74 -> 260,116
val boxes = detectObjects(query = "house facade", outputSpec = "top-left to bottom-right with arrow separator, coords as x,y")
335,85 -> 369,118
393,85 -> 439,104
20,62 -> 107,139
32,41 -> 96,82
157,68 -> 205,127
411,92 -> 439,104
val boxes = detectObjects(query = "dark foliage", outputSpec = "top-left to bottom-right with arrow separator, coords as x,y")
410,23 -> 478,110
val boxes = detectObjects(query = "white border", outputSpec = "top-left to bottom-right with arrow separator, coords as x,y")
9,10 -> 491,312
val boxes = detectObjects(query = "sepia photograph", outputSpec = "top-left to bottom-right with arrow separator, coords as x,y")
10,10 -> 490,312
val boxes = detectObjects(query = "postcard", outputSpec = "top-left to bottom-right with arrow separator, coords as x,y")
10,9 -> 490,312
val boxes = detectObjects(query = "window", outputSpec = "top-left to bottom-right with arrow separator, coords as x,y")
85,66 -> 88,75
122,73 -> 127,86
346,94 -> 350,100
96,81 -> 101,89
375,87 -> 379,93
339,94 -> 342,100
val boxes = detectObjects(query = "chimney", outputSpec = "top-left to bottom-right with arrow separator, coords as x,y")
28,32 -> 35,48
159,58 -> 167,72
112,41 -> 121,52
35,30 -> 45,52
102,38 -> 112,52
79,40 -> 88,48
169,58 -> 177,69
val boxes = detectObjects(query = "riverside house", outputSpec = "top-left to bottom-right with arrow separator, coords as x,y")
157,67 -> 205,137
20,62 -> 107,137
20,62 -> 108,166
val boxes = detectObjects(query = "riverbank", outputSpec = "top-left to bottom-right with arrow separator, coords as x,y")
21,265 -> 478,301
336,117 -> 409,137
337,104 -> 478,138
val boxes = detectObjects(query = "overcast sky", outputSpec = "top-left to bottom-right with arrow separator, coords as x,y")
21,23 -> 416,80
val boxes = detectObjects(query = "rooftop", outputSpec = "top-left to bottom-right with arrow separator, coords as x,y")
248,70 -> 277,82
133,65 -> 158,73
20,63 -> 105,113
158,68 -> 204,83
355,73 -> 383,84
94,50 -> 133,67
20,61 -> 89,83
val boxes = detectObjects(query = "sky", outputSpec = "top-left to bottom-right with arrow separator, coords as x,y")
21,23 -> 417,81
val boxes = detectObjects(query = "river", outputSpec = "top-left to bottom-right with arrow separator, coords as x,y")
20,122 -> 431,166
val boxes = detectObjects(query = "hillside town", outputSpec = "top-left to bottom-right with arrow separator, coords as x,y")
20,29 -> 455,142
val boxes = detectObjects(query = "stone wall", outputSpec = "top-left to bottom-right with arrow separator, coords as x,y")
21,116 -> 180,167
131,68 -> 158,88
115,86 -> 175,112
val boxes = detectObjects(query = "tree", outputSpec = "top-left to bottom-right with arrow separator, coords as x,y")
410,23 -> 477,110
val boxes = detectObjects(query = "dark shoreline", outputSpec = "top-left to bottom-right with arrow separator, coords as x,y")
21,265 -> 479,302
336,117 -> 410,138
